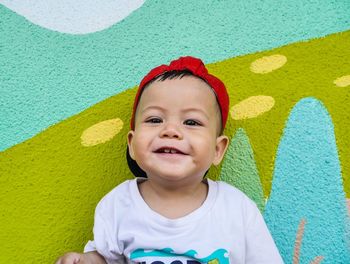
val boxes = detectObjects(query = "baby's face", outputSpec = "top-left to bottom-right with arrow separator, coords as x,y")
127,76 -> 228,184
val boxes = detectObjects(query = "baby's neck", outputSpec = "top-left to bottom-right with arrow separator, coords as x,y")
137,179 -> 208,219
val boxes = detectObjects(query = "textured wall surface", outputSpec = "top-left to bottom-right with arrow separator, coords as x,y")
1,1 -> 350,263
1,0 -> 350,151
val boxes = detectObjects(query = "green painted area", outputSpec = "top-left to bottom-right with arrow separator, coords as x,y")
219,128 -> 265,212
1,30 -> 350,262
0,88 -> 136,263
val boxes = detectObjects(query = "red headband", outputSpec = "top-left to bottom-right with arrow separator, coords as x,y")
130,56 -> 229,130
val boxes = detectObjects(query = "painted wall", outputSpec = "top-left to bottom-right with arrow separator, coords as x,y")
0,1 -> 349,263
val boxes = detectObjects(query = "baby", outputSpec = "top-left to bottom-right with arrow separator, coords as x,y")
56,56 -> 283,264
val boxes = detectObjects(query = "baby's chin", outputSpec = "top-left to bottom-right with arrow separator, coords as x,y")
144,170 -> 207,184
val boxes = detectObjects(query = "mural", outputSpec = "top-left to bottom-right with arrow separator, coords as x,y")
1,0 -> 350,151
1,1 -> 350,263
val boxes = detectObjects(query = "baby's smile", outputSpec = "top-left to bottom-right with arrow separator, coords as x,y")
154,146 -> 187,155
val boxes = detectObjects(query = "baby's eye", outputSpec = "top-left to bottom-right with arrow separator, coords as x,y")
184,119 -> 201,126
145,117 -> 162,124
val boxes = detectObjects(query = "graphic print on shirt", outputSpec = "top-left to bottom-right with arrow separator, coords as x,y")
130,248 -> 229,264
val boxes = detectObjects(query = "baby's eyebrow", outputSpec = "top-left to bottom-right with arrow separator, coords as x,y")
141,106 -> 210,119
181,108 -> 210,120
141,105 -> 166,114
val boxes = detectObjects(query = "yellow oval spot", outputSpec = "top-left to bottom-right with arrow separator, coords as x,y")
81,118 -> 123,147
250,54 -> 287,74
334,75 -> 350,87
231,96 -> 275,120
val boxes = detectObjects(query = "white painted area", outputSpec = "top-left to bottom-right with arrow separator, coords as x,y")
0,0 -> 145,34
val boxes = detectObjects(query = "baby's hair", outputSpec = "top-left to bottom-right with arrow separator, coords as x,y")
144,69 -> 200,87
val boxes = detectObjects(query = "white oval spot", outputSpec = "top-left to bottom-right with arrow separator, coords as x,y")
0,0 -> 145,34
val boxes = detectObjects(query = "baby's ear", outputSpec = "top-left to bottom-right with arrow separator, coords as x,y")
213,135 -> 229,166
127,131 -> 135,160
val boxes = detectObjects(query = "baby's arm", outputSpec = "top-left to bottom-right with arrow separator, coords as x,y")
55,251 -> 107,264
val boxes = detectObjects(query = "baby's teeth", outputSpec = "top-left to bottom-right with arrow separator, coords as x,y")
164,149 -> 170,153
170,149 -> 176,154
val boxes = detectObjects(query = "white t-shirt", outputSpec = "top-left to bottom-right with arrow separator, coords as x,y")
85,179 -> 283,264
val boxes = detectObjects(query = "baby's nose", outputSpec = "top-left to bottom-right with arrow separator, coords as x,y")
159,123 -> 183,139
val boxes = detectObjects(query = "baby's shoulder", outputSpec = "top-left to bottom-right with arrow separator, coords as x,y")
215,180 -> 249,197
95,179 -> 136,213
213,180 -> 258,209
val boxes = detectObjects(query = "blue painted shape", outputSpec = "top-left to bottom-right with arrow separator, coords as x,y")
264,97 -> 350,263
2,1 -> 350,150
